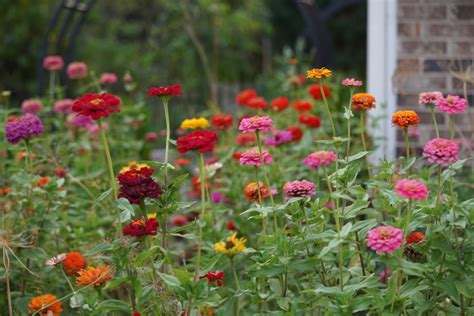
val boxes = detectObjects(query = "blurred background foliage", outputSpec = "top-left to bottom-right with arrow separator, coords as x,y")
0,0 -> 366,106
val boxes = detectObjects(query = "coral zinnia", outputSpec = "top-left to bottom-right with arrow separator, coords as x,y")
423,138 -> 459,167
211,113 -> 233,130
308,83 -> 331,100
352,93 -> 376,111
5,113 -> 44,145
244,181 -> 270,202
62,252 -> 87,276
42,55 -> 64,72
239,148 -> 272,167
239,116 -> 273,133
176,130 -> 218,154
235,133 -> 256,146
21,99 -> 43,114
284,180 -> 316,199
117,167 -> 162,204
342,78 -> 363,87
270,96 -> 290,111
419,91 -> 443,106
236,89 -> 257,106
147,84 -> 183,98
28,294 -> 63,316
76,265 -> 113,287
294,100 -> 312,112
123,217 -> 159,238
306,67 -> 332,79
180,117 -> 209,129
72,93 -> 121,120
395,179 -> 429,200
286,125 -> 303,142
367,226 -> 403,254
436,95 -> 468,115
391,110 -> 420,128
67,61 -> 88,79
298,114 -> 321,128
303,151 -> 337,169
199,271 -> 225,286
214,233 -> 247,255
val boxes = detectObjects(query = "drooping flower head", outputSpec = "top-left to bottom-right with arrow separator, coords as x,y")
53,99 -> 74,114
180,117 -> 209,129
284,180 -> 316,199
367,226 -> 403,254
352,93 -> 376,111
286,125 -> 303,142
308,83 -> 331,100
100,73 -> 118,85
176,130 -> 218,154
303,150 -> 337,169
123,217 -> 159,238
294,100 -> 312,112
239,116 -> 273,133
306,67 -> 332,79
21,98 -> 43,114
214,233 -> 247,255
235,133 -> 256,146
342,78 -> 363,87
404,231 -> 426,261
423,138 -> 459,167
117,167 -> 162,204
264,130 -> 293,147
147,84 -> 183,99
67,61 -> 88,79
62,252 -> 87,276
246,96 -> 267,110
239,148 -> 272,167
395,179 -> 429,200
28,294 -> 63,316
244,181 -> 270,202
270,96 -> 290,111
418,91 -> 443,106
436,95 -> 468,115
45,253 -> 66,266
5,113 -> 44,144
391,110 -> 420,128
76,265 -> 114,287
42,55 -> 64,72
72,93 -> 121,120
211,113 -> 233,130
299,114 -> 321,128
199,271 -> 224,287
236,89 -> 257,106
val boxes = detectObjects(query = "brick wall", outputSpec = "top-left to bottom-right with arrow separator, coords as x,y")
395,0 -> 474,158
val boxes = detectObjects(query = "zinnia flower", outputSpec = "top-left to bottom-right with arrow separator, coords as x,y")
235,133 -> 256,146
239,116 -> 273,133
117,167 -> 162,204
395,179 -> 429,200
123,217 -> 159,238
28,294 -> 63,316
298,114 -> 321,128
367,226 -> 403,254
306,67 -> 332,79
289,74 -> 306,87
211,113 -> 233,130
244,181 -> 270,202
63,252 -> 87,276
352,93 -> 376,111
42,55 -> 64,72
120,161 -> 150,174
264,130 -> 293,147
37,177 -> 50,188
226,219 -> 236,231
21,99 -> 43,114
246,96 -> 267,110
67,61 -> 88,79
72,93 -> 121,120
270,96 -> 290,111
308,83 -> 330,100
147,84 -> 183,98
76,265 -> 113,287
66,113 -> 92,129
303,151 -> 337,169
342,78 -> 363,87
284,180 -> 316,199
100,73 -> 118,85
53,99 -> 74,114
180,117 -> 209,129
199,271 -> 224,286
145,132 -> 158,142
391,110 -> 420,128
45,253 -> 66,266
419,91 -> 443,106
404,231 -> 426,261
294,100 -> 312,112
5,113 -> 44,144
171,215 -> 189,227
176,130 -> 218,154
436,95 -> 468,115
423,138 -> 459,167
236,89 -> 257,106
286,125 -> 303,142
239,148 -> 272,167
214,233 -> 247,255
406,231 -> 425,244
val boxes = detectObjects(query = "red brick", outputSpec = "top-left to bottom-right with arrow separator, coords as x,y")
400,41 -> 446,55
452,5 -> 474,20
399,23 -> 421,38
399,5 -> 446,20
452,42 -> 474,56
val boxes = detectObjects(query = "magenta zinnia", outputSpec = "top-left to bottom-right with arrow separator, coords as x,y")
395,179 -> 429,200
239,148 -> 272,167
423,138 -> 459,167
284,180 -> 316,198
367,226 -> 403,254
5,113 -> 44,144
239,116 -> 273,133
436,95 -> 468,115
117,167 -> 162,204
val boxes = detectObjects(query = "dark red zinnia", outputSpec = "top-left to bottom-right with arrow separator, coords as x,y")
72,93 -> 121,120
286,125 -> 303,142
123,217 -> 159,238
117,167 -> 162,204
199,271 -> 224,287
176,130 -> 218,154
271,96 -> 290,112
147,84 -> 183,97
236,89 -> 257,106
211,113 -> 233,130
299,114 -> 321,128
226,219 -> 236,231
308,83 -> 330,100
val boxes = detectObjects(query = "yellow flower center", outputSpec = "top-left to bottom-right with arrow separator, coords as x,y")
90,98 -> 103,106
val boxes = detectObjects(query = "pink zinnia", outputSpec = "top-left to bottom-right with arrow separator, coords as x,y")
239,116 -> 273,133
436,95 -> 468,115
284,180 -> 316,199
100,73 -> 118,85
395,179 -> 429,200
21,99 -> 43,114
53,99 -> 74,114
418,91 -> 442,106
42,55 -> 64,72
145,132 -> 158,142
423,138 -> 458,167
303,150 -> 337,169
342,78 -> 363,87
239,148 -> 272,167
67,62 -> 88,79
367,226 -> 403,254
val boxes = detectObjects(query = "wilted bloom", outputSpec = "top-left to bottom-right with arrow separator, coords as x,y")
395,179 -> 429,200
304,151 -> 337,169
177,130 -> 218,154
235,133 -> 256,146
226,219 -> 236,231
145,132 -> 158,142
28,294 -> 63,316
246,96 -> 267,110
123,217 -> 159,238
342,78 -> 363,87
42,55 -> 64,72
76,265 -> 113,287
199,271 -> 224,286
211,113 -> 233,130
180,117 -> 209,129
21,99 -> 43,114
214,233 -> 247,255
286,125 -> 303,142
379,268 -> 392,284
117,167 -> 162,204
72,93 -> 121,120
284,180 -> 316,199
244,181 -> 270,202
240,148 -> 272,167
423,138 -> 459,167
171,215 -> 189,227
100,72 -> 118,85
147,84 -> 183,98
45,253 -> 66,266
67,61 -> 88,79
119,161 -> 150,174
391,110 -> 420,128
239,116 -> 273,133
271,96 -> 290,111
419,91 -> 443,106
294,100 -> 312,112
404,231 -> 426,261
5,113 -> 44,144
367,226 -> 403,254
306,67 -> 332,79
352,93 -> 376,111
264,130 -> 293,147
236,89 -> 257,106
299,114 -> 321,128
53,99 -> 74,114
63,252 -> 87,276
308,83 -> 330,100
436,95 -> 468,115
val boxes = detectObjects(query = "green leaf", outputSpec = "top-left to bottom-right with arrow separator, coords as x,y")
340,222 -> 352,238
158,272 -> 181,287
347,151 -> 369,163
318,239 -> 342,258
69,293 -> 84,308
95,299 -> 130,312
94,188 -> 112,207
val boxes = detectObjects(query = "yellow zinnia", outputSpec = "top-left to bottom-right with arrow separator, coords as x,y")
180,117 -> 209,129
214,233 -> 247,255
306,67 -> 332,79
120,161 -> 150,174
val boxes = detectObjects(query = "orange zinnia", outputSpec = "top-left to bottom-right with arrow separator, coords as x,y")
76,265 -> 113,287
391,110 -> 420,128
352,93 -> 376,111
62,252 -> 87,276
28,294 -> 63,316
306,67 -> 332,79
36,177 -> 50,188
244,181 -> 269,202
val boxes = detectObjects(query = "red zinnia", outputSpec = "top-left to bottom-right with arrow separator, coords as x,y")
294,100 -> 312,112
286,125 -> 303,142
171,215 -> 189,227
299,114 -> 321,128
199,271 -> 224,287
232,151 -> 242,161
72,93 -> 121,120
176,130 -> 218,154
236,89 -> 257,106
54,167 -> 66,178
117,167 -> 162,205
123,217 -> 159,238
271,96 -> 290,112
308,83 -> 330,100
406,232 -> 426,245
147,84 -> 183,97
63,252 -> 87,276
211,113 -> 233,130
226,219 -> 236,231
235,133 -> 256,146
174,158 -> 192,167
246,96 -> 267,110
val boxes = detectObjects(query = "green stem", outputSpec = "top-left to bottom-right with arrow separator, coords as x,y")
253,166 -> 268,235
60,267 -> 77,295
320,80 -> 336,137
346,89 -> 354,157
403,128 -> 410,161
49,71 -> 56,102
449,115 -> 455,140
162,100 -> 171,185
139,200 -> 158,281
430,106 -> 440,138
359,112 -> 372,178
24,139 -> 31,173
195,153 -> 206,279
230,256 -> 241,316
